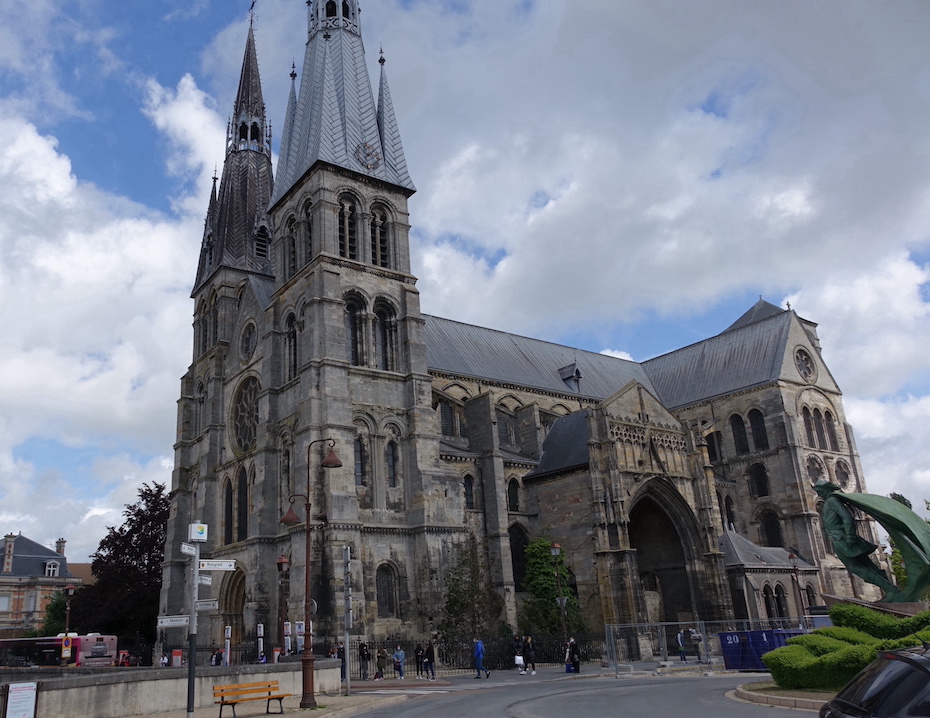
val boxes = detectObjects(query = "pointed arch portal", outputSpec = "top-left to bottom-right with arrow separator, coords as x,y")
220,569 -> 246,645
629,496 -> 693,623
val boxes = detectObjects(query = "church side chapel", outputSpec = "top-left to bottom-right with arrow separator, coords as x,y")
159,1 -> 888,650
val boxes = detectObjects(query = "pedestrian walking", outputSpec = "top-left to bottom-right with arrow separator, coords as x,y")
567,637 -> 580,674
689,627 -> 703,662
359,641 -> 370,681
473,637 -> 490,679
392,645 -> 406,680
414,642 -> 424,679
423,639 -> 436,680
375,646 -> 387,680
337,641 -> 346,682
677,629 -> 687,662
512,634 -> 525,674
522,635 -> 537,675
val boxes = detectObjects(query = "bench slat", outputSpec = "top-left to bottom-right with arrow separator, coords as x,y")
213,681 -> 291,718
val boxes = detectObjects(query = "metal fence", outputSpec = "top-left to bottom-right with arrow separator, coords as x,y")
604,617 -> 814,665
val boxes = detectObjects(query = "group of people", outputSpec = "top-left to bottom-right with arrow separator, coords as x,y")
675,627 -> 703,662
354,640 -> 437,681
510,634 -> 539,675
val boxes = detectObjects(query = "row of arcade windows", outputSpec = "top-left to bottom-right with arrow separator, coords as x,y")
223,467 -> 251,545
345,297 -> 397,370
338,198 -> 394,269
763,583 -> 818,618
326,1 -> 353,19
706,409 -> 769,461
802,406 -> 840,451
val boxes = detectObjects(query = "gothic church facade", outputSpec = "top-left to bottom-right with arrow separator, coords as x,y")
160,2 -> 884,649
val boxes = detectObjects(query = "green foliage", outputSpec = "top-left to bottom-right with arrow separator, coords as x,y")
761,644 -> 818,689
40,590 -> 68,636
829,603 -> 930,639
436,536 -> 507,643
69,482 -> 169,645
764,641 -> 875,690
516,538 -> 586,636
814,626 -> 879,645
785,633 -> 851,657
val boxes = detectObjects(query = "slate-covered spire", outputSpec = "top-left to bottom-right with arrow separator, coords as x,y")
193,24 -> 274,294
272,0 -> 415,204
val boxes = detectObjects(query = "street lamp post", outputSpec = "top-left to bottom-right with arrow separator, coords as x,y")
549,543 -> 569,648
788,552 -> 804,625
64,584 -> 75,634
280,437 -> 342,710
276,555 -> 290,663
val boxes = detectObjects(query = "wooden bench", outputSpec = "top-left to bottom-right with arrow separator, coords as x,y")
213,680 -> 291,718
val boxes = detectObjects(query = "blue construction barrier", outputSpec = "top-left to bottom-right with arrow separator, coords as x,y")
718,629 -> 804,671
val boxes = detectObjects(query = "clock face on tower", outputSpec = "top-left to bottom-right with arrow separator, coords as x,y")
354,142 -> 382,171
795,348 -> 816,382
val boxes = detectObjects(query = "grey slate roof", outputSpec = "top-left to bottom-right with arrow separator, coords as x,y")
718,531 -> 812,570
723,298 -> 786,333
642,307 -> 793,410
4,535 -> 73,579
423,315 -> 656,400
525,410 -> 591,479
273,2 -> 415,204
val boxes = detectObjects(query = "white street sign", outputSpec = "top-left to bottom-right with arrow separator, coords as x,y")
199,560 -> 235,571
195,599 -> 219,611
157,615 -> 190,628
180,542 -> 196,556
198,574 -> 213,586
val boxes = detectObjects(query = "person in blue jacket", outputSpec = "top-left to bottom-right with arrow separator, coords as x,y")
473,637 -> 490,679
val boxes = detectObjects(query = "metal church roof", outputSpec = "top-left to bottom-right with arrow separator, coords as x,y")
423,315 -> 656,400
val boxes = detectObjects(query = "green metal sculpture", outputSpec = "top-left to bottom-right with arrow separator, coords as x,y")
813,480 -> 930,603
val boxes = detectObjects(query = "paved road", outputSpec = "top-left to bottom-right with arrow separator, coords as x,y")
353,673 -> 814,718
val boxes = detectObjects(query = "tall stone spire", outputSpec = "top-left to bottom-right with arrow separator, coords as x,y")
193,24 -> 274,294
272,0 -> 414,205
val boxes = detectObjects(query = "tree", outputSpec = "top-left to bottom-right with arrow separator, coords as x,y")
70,482 -> 169,648
39,590 -> 67,636
437,536 -> 507,643
517,538 -> 586,636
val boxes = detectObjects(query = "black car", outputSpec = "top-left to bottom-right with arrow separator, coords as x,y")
820,647 -> 930,717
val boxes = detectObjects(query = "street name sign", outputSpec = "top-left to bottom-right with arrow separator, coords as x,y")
199,560 -> 235,571
198,574 -> 213,586
157,615 -> 190,628
180,542 -> 196,556
195,599 -> 219,611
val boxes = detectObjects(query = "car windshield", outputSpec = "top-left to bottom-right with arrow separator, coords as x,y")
835,655 -> 930,717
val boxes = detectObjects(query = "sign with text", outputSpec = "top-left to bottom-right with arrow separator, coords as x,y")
7,682 -> 37,718
199,560 -> 235,571
195,599 -> 219,611
157,615 -> 190,628
198,574 -> 213,586
180,542 -> 196,556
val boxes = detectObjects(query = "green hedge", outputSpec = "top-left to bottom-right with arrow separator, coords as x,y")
762,604 -> 930,690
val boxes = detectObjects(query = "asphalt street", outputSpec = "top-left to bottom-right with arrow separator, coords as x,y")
352,672 -> 814,718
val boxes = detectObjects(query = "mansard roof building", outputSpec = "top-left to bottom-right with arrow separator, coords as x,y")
160,3 -> 884,654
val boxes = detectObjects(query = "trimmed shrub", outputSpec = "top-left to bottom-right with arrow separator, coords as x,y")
814,644 -> 876,690
762,644 -> 819,689
829,603 -> 930,639
814,626 -> 878,645
786,633 -> 852,657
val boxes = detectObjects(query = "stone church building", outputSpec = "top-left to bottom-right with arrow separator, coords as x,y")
160,2 -> 885,649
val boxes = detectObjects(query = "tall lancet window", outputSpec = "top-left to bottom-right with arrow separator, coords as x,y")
285,313 -> 298,381
371,207 -> 390,268
344,297 -> 364,366
373,302 -> 395,371
338,199 -> 358,260
326,0 -> 337,17
255,226 -> 270,260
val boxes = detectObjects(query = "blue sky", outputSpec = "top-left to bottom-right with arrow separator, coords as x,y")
1,0 -> 930,560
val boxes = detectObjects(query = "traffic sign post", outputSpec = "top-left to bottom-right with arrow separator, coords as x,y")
185,522 -> 208,718
343,545 -> 352,697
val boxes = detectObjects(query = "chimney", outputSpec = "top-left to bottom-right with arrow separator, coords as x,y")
55,538 -> 66,556
3,534 -> 16,574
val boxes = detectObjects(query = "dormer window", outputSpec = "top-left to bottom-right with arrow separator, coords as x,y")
45,561 -> 60,577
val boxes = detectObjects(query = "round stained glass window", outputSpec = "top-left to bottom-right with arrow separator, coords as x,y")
240,323 -> 256,361
233,376 -> 260,452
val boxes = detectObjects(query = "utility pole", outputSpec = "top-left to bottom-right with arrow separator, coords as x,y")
343,545 -> 352,697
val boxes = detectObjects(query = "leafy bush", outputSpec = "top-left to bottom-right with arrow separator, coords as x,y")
813,626 -> 878,645
786,633 -> 852,657
829,603 -> 930,639
764,641 -> 876,690
762,644 -> 818,689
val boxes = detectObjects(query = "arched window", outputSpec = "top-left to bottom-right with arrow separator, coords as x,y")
236,467 -> 248,542
730,415 -> 750,455
326,1 -> 337,17
440,401 -> 457,436
508,524 -> 529,592
464,475 -> 475,510
354,438 -> 366,487
774,584 -> 789,618
507,479 -> 520,512
748,409 -> 769,451
805,584 -> 817,607
376,565 -> 398,618
760,510 -> 783,547
344,298 -> 364,366
285,314 -> 298,381
194,381 -> 206,436
285,218 -> 297,277
338,198 -> 358,260
496,408 -> 516,446
724,495 -> 736,529
835,460 -> 851,489
807,455 -> 824,483
342,0 -> 351,18
763,585 -> 777,619
825,411 -> 839,451
232,376 -> 260,453
802,407 -> 815,447
255,226 -> 270,260
813,409 -> 827,449
370,207 -> 390,268
386,440 -> 399,488
373,303 -> 395,371
44,561 -> 60,578
706,431 -> 723,462
224,478 -> 234,545
749,463 -> 770,498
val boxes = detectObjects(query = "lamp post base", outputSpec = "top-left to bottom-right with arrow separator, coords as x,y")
299,653 -> 317,709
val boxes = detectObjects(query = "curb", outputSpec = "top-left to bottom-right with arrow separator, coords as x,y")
314,694 -> 409,718
732,684 -> 826,712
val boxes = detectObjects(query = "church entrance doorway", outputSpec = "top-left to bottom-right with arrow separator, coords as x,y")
220,569 -> 246,645
629,497 -> 693,623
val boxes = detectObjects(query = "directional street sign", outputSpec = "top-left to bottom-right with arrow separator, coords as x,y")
180,542 -> 196,556
157,615 -> 190,628
195,599 -> 219,611
199,560 -> 235,571
198,574 -> 213,586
